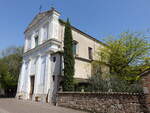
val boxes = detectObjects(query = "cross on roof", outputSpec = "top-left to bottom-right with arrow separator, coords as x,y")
39,5 -> 42,14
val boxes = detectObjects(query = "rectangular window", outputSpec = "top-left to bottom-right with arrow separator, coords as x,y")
35,36 -> 39,47
88,47 -> 93,59
73,41 -> 78,55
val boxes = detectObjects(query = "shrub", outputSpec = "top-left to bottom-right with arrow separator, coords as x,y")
82,75 -> 143,93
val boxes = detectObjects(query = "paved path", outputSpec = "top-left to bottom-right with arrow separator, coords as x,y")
0,98 -> 86,113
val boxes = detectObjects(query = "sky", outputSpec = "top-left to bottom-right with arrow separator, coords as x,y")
0,0 -> 150,51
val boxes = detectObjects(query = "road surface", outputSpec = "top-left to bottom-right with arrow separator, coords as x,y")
0,98 -> 86,113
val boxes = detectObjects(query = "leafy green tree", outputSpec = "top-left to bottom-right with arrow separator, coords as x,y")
63,19 -> 75,91
140,57 -> 150,70
0,59 -> 9,88
0,46 -> 23,96
98,32 -> 150,80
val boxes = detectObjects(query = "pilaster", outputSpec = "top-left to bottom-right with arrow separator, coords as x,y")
39,28 -> 43,44
16,60 -> 26,97
24,37 -> 28,53
34,55 -> 41,95
48,9 -> 60,40
24,59 -> 32,99
31,34 -> 35,49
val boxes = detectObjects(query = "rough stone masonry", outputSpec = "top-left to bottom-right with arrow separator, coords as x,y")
56,69 -> 150,113
57,92 -> 148,113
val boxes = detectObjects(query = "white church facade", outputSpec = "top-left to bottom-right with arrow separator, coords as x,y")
16,8 -> 107,103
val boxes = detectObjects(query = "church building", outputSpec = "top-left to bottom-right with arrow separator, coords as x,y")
16,8 -> 108,103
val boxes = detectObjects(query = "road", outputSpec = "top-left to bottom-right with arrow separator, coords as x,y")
0,98 -> 86,113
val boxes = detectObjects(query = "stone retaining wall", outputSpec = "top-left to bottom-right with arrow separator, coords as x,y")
141,69 -> 150,111
57,92 -> 148,113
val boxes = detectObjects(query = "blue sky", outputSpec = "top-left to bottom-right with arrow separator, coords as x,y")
0,0 -> 150,50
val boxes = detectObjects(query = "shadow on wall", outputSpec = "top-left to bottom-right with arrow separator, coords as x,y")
0,88 -> 5,97
0,87 -> 17,98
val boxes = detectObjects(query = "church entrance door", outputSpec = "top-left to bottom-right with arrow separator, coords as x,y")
30,76 -> 35,99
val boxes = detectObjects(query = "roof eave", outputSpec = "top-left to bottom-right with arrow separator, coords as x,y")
59,19 -> 108,47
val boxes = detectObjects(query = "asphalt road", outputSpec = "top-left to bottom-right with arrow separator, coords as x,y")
0,98 -> 86,113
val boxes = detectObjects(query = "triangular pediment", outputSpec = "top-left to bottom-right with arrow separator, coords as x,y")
25,11 -> 52,32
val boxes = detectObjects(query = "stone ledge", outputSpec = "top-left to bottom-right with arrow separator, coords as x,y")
58,92 -> 143,96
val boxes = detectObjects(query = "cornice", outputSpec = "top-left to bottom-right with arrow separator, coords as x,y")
23,38 -> 61,57
75,56 -> 93,63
